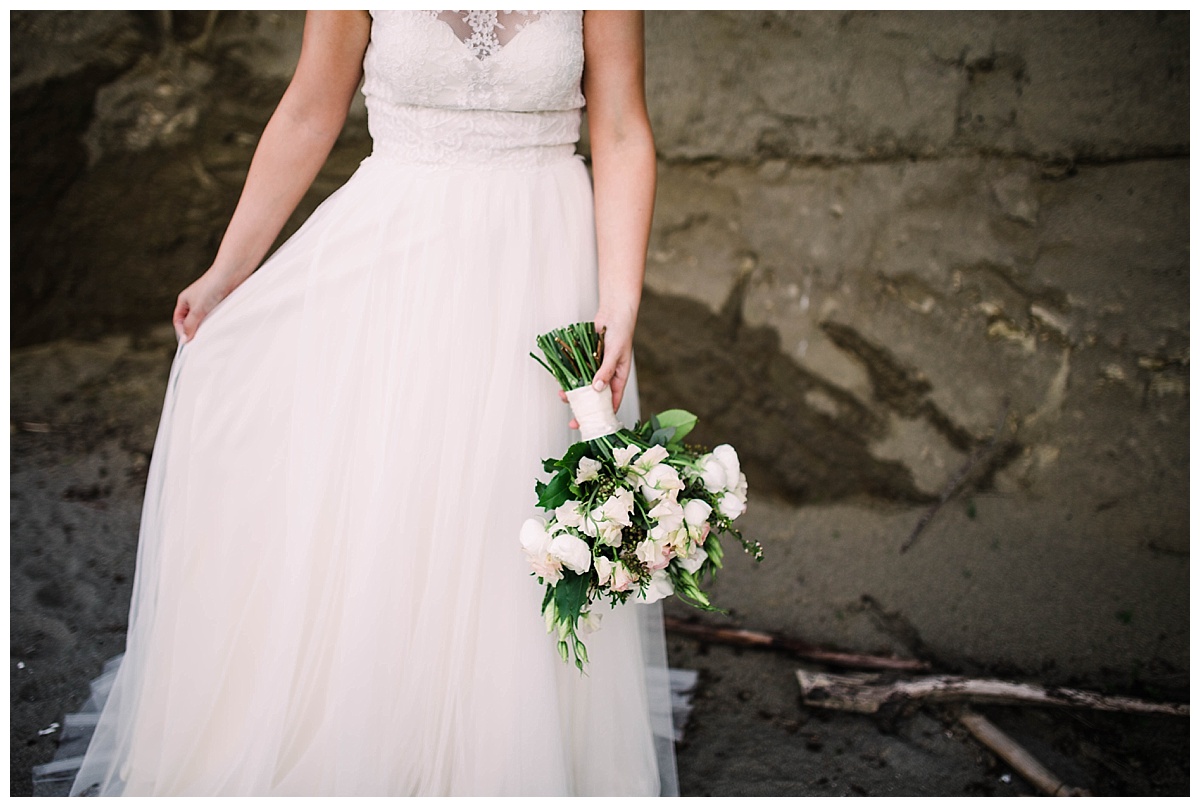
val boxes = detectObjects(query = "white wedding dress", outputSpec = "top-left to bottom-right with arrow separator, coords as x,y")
37,10 -> 680,796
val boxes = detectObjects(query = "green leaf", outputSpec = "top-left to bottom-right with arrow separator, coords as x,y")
553,571 -> 591,624
649,413 -> 661,432
536,470 -> 573,510
649,427 -> 674,446
558,441 -> 590,470
707,535 -> 725,568
653,410 -> 698,443
668,568 -> 720,612
542,457 -> 558,473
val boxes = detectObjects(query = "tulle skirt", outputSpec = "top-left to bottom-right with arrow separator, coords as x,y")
51,153 -> 679,796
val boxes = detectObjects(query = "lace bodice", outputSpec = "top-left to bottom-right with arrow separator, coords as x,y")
362,10 -> 585,168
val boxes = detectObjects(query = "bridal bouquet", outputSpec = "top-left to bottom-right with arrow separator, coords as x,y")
521,321 -> 763,671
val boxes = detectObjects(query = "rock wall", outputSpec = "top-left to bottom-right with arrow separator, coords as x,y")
10,11 -> 1188,694
633,11 -> 1187,691
11,11 -> 369,346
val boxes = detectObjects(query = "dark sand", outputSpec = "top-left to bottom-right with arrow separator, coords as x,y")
11,327 -> 1189,796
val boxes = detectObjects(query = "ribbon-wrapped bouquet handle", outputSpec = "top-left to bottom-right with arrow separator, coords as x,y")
564,384 -> 621,441
523,321 -> 763,671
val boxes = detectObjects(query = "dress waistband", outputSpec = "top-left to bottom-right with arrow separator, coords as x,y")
366,101 -> 582,169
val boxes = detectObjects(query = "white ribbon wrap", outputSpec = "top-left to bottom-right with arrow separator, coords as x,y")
565,384 -> 622,441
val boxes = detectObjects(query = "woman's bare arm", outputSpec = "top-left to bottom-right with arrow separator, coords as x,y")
175,10 -> 371,341
578,10 -> 656,418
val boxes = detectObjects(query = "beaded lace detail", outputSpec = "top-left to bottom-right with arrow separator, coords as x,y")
362,10 -> 585,168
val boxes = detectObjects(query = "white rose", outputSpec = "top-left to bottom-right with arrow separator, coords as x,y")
522,518 -> 565,583
639,463 -> 685,503
554,500 -> 585,530
549,532 -> 592,574
718,490 -> 746,520
634,444 -> 670,470
681,499 -> 713,548
648,497 -> 685,534
581,511 -> 598,538
520,517 -> 551,554
574,456 -> 602,484
697,453 -> 729,493
634,537 -> 673,571
713,444 -> 741,485
648,521 -> 673,543
584,506 -> 621,546
578,608 -> 604,636
733,471 -> 748,499
601,488 -> 635,526
610,561 -> 637,592
530,554 -> 564,584
594,556 -> 614,587
640,569 -> 675,604
672,537 -> 692,559
678,545 -> 708,575
613,444 -> 640,468
682,498 -> 713,527
582,488 -> 636,548
597,520 -> 624,547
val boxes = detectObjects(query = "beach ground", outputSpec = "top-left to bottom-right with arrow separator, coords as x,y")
11,328 -> 1188,796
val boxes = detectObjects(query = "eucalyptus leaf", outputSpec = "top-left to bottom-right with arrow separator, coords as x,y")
653,409 -> 698,443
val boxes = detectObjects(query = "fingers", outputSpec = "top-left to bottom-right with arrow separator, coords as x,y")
182,307 -> 206,343
172,299 -> 189,342
610,373 -> 626,413
593,356 -> 630,411
610,361 -> 631,413
560,346 -> 629,430
558,387 -> 579,429
590,360 -> 613,391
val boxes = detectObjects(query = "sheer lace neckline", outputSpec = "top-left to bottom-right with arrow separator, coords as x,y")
429,10 -> 545,61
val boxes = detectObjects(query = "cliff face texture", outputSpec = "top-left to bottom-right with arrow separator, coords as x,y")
10,11 -> 1188,796
635,9 -> 1188,675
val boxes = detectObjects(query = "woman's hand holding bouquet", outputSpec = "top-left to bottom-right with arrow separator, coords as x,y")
522,322 -> 763,671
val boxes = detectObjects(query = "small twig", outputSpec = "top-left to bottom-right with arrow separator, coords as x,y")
594,325 -> 605,366
665,617 -> 930,672
795,668 -> 1189,717
960,709 -> 1092,796
901,394 -> 1010,554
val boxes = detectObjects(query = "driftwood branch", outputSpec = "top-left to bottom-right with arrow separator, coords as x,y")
796,668 -> 1189,717
901,395 -> 1010,554
664,617 -> 930,672
960,709 -> 1091,796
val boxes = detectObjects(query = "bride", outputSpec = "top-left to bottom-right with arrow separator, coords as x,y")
50,10 -> 677,796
